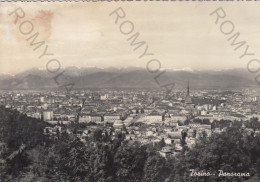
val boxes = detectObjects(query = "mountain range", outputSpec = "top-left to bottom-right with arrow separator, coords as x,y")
0,67 -> 258,90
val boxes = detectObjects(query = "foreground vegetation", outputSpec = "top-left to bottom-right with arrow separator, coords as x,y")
0,106 -> 259,182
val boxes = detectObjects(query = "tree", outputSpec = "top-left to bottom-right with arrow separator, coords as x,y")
247,117 -> 260,133
102,131 -> 110,142
92,144 -> 115,182
192,130 -> 197,138
202,119 -> 210,125
49,135 -> 91,181
0,106 -> 49,179
93,129 -> 103,142
184,119 -> 190,125
155,138 -> 166,150
175,126 -> 258,182
114,142 -> 147,182
143,154 -> 172,182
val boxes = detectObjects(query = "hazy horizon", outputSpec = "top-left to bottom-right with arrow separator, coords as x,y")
0,66 -> 252,76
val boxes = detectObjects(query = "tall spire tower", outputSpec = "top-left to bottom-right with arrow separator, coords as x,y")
185,80 -> 192,104
187,80 -> 190,96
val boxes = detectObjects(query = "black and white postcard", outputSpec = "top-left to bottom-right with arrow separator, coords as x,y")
0,1 -> 260,182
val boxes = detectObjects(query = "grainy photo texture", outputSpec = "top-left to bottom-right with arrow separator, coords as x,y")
0,1 -> 260,182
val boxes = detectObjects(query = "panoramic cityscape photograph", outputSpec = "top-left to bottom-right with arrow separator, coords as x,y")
0,1 -> 260,182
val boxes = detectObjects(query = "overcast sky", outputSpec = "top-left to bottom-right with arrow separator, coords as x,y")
1,2 -> 260,74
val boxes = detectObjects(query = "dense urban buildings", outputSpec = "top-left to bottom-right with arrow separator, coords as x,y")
1,83 -> 260,151
1,81 -> 260,182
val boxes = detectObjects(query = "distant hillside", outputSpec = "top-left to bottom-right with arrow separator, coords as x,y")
0,67 -> 257,90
